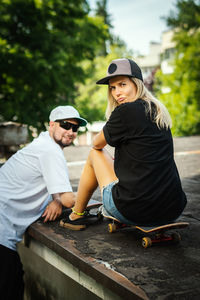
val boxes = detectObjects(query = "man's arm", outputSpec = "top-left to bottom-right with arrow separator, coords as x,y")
42,192 -> 76,223
60,191 -> 76,208
93,129 -> 107,150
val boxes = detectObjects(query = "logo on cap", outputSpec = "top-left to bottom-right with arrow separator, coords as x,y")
108,63 -> 117,74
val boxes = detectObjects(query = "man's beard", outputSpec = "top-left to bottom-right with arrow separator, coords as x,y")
54,135 -> 73,148
56,140 -> 71,148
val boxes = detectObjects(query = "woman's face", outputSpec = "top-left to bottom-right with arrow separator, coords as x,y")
109,76 -> 137,105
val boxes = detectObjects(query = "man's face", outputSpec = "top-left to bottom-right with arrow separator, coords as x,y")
49,118 -> 79,148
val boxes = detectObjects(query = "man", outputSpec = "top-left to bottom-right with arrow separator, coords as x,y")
0,105 -> 87,300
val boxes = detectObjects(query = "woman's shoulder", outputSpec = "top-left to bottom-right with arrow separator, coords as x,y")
115,99 -> 146,112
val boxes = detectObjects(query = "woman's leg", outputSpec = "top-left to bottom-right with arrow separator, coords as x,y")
70,148 -> 117,220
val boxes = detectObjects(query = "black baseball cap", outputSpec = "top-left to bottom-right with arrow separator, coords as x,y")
96,58 -> 143,84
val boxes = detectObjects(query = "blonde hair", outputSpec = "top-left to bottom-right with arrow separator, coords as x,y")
105,77 -> 172,129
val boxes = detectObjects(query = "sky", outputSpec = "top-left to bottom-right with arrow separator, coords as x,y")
88,0 -> 177,55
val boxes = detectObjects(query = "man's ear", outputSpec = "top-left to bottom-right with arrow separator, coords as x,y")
49,121 -> 55,128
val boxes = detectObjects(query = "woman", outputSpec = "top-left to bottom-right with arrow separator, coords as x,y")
60,58 -> 187,230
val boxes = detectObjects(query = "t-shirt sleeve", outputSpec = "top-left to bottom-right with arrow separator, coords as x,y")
39,151 -> 72,195
103,107 -> 126,147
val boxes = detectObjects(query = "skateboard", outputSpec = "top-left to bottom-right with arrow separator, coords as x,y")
101,207 -> 189,248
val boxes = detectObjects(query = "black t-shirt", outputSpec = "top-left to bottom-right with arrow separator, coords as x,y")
103,99 -> 187,225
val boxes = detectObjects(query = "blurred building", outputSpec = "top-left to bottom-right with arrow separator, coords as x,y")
160,29 -> 176,75
134,29 -> 176,93
136,29 -> 175,78
136,41 -> 161,80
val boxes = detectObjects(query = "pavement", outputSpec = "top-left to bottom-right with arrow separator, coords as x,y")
39,136 -> 200,299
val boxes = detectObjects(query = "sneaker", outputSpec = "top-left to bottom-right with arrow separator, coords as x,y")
59,210 -> 101,231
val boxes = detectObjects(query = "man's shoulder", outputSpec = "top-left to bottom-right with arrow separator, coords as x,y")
34,132 -> 56,148
23,131 -> 61,156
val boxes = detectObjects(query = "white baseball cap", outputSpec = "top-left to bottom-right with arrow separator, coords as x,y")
49,105 -> 87,127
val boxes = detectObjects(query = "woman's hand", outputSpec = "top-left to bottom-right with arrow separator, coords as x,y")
42,199 -> 62,223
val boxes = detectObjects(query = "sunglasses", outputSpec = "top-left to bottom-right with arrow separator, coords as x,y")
55,120 -> 79,132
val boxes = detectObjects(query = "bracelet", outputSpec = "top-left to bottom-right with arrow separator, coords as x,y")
72,207 -> 85,216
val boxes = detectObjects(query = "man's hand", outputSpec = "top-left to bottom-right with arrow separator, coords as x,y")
42,200 -> 62,223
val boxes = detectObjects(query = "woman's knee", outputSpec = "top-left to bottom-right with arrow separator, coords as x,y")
87,148 -> 103,163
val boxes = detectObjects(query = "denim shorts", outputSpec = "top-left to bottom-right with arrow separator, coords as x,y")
102,181 -> 137,225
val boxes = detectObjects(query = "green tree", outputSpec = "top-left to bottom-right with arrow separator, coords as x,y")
155,0 -> 200,136
0,0 -> 108,133
94,0 -> 112,55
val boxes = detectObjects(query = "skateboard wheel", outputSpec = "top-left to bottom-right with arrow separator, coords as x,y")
142,237 -> 152,248
172,232 -> 181,243
108,223 -> 117,233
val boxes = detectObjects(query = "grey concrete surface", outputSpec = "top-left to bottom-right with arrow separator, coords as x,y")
59,136 -> 200,299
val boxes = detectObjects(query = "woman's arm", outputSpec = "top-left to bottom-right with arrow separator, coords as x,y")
93,129 -> 107,150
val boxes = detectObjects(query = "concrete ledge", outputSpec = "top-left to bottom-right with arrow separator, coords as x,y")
22,222 -> 148,300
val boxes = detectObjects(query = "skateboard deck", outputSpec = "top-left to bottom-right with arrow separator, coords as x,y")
87,199 -> 102,209
102,207 -> 189,248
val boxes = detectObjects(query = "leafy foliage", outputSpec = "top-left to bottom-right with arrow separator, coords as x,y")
94,0 -> 112,55
0,0 -> 108,133
155,0 -> 200,136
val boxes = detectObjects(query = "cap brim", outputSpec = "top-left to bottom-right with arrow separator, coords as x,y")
76,117 -> 87,127
96,74 -> 133,85
58,117 -> 87,126
96,76 -> 110,85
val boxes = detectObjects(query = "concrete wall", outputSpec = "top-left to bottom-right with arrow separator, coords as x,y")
18,243 -> 101,300
18,239 -> 124,300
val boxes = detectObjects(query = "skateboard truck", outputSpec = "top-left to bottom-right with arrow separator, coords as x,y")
142,232 -> 181,248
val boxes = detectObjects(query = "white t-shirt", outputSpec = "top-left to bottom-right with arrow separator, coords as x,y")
0,131 -> 72,250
